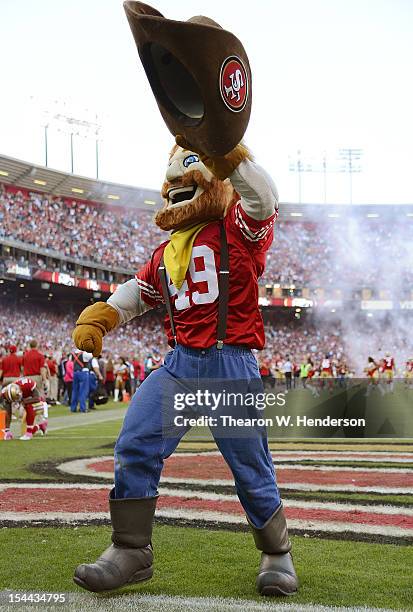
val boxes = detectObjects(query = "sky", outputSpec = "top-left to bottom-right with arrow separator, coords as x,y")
1,0 -> 412,204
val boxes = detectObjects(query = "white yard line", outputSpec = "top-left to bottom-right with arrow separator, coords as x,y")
1,508 -> 411,538
275,464 -> 413,474
48,409 -> 127,431
1,482 -> 412,538
57,457 -> 114,479
58,456 -> 413,476
272,450 -> 413,456
9,408 -> 127,437
2,482 -> 412,516
56,457 -> 413,494
0,592 -> 397,612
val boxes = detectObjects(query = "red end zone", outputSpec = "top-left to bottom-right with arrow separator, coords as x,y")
1,483 -> 412,539
2,450 -> 412,540
63,453 -> 413,494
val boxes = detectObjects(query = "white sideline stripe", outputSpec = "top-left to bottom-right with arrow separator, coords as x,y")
273,450 -> 413,455
276,483 -> 413,494
271,452 -> 413,463
174,450 -> 413,461
0,483 -> 113,492
126,595 -> 393,612
57,457 -> 114,477
160,477 -> 413,495
2,483 -> 412,518
48,414 -> 125,432
0,511 -> 109,522
38,442 -> 413,461
158,489 -> 413,516
56,458 -> 413,494
37,436 -> 118,439
1,508 -> 411,537
157,509 -> 413,537
0,592 -> 396,612
86,448 -> 413,458
276,464 -> 413,474
285,498 -> 413,516
57,456 -> 413,476
276,458 -> 413,464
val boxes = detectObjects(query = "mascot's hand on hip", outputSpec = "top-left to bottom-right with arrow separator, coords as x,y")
72,302 -> 119,357
175,136 -> 251,181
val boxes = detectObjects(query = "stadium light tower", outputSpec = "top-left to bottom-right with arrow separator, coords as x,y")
288,150 -> 306,204
54,113 -> 102,177
338,148 -> 363,204
289,150 -> 322,203
36,100 -> 60,168
322,150 -> 327,204
34,97 -> 102,177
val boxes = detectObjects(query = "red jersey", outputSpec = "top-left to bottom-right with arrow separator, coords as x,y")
0,353 -> 22,377
383,357 -> 395,371
367,362 -> 378,377
15,377 -> 37,398
105,369 -> 115,383
132,360 -> 144,380
47,358 -> 57,376
135,202 -> 276,349
23,349 -> 45,376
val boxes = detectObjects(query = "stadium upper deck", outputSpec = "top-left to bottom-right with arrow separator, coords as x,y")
1,153 -> 413,310
1,152 -> 412,220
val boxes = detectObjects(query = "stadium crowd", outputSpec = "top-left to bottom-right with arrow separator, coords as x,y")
1,184 -> 412,288
0,302 -> 169,363
1,183 -> 412,405
0,184 -> 164,271
1,301 -> 412,389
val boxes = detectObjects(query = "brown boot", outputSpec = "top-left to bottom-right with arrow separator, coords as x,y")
248,503 -> 299,596
73,490 -> 157,593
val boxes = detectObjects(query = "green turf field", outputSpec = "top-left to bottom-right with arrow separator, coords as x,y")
1,400 -> 413,507
1,401 -> 125,480
177,382 -> 413,440
1,526 -> 412,610
1,397 -> 413,610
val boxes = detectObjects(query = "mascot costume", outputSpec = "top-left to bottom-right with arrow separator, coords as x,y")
72,1 -> 299,597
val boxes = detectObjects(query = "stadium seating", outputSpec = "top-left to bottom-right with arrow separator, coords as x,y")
1,299 -> 411,376
2,183 -> 412,289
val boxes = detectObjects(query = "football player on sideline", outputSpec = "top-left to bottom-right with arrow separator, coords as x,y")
404,358 -> 413,390
383,352 -> 396,393
0,382 -> 22,440
1,378 -> 48,440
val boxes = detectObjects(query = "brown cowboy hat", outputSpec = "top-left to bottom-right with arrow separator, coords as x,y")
124,1 -> 252,156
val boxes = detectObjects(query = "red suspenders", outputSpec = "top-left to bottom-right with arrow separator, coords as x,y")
158,222 -> 229,349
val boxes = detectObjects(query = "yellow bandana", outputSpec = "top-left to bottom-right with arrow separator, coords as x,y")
164,222 -> 209,289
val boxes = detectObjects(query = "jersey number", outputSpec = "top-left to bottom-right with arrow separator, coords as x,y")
168,245 -> 218,311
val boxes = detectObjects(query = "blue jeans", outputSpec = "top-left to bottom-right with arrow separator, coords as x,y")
115,344 -> 280,528
71,370 -> 89,413
88,372 -> 98,409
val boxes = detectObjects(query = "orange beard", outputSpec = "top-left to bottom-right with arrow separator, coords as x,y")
155,169 -> 235,231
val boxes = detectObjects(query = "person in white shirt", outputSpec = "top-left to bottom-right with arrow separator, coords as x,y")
283,356 -> 293,391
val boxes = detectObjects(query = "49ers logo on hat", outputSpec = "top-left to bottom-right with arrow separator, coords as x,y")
219,56 -> 249,113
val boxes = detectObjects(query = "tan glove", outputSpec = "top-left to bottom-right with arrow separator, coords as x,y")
72,302 -> 119,357
175,135 -> 252,181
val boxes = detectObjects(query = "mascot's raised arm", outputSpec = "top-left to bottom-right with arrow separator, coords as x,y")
71,1 -> 298,598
